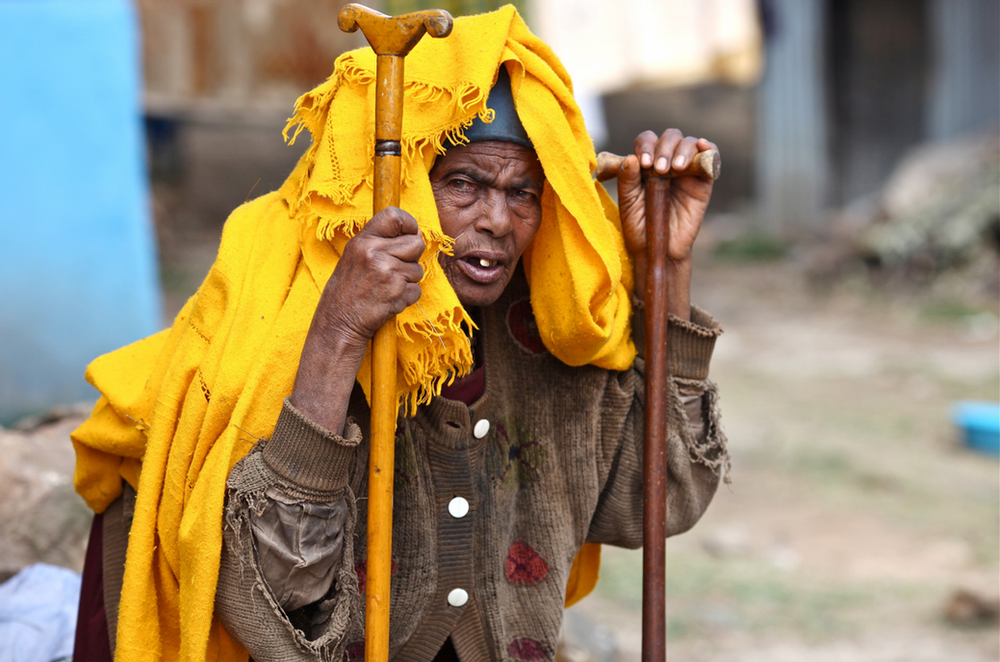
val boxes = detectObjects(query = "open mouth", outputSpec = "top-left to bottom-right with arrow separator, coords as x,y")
456,254 -> 506,284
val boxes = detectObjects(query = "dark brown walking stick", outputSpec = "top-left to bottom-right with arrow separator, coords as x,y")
595,148 -> 720,661
337,6 -> 453,661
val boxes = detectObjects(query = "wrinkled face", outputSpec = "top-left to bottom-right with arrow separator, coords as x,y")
430,141 -> 545,308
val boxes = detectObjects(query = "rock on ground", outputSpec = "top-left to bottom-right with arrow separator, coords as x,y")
0,406 -> 93,582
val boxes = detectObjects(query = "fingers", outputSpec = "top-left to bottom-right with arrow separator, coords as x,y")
397,261 -> 425,289
616,153 -> 643,189
355,208 -> 426,289
633,129 -> 719,176
664,136 -> 700,173
365,207 -> 425,262
369,206 -> 419,238
633,130 -> 660,169
696,137 -> 719,153
315,207 -> 429,341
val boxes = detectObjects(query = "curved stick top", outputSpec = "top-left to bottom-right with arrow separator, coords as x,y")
594,149 -> 721,183
339,4 -> 453,57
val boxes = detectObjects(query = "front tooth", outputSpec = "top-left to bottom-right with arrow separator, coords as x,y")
479,258 -> 493,268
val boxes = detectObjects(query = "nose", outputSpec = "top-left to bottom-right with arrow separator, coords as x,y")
474,189 -> 513,237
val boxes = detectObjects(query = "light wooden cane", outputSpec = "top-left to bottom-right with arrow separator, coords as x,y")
595,149 -> 720,661
337,6 -> 453,661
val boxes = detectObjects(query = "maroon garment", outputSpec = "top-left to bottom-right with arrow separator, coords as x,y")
438,364 -> 485,406
73,513 -> 113,662
439,322 -> 484,407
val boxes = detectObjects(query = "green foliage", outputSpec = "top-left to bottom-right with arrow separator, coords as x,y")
919,298 -> 991,323
713,231 -> 789,262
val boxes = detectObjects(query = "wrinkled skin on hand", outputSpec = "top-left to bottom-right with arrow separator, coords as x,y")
615,129 -> 719,319
289,207 -> 425,434
314,207 -> 426,347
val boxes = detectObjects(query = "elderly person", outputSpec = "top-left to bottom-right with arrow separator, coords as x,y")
72,7 -> 727,662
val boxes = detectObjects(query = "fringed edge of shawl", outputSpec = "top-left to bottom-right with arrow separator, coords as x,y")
280,53 -> 494,247
396,304 -> 476,416
275,52 -> 490,414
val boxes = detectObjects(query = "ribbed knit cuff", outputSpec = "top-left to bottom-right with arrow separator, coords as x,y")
668,306 -> 722,380
262,398 -> 362,492
633,301 -> 722,380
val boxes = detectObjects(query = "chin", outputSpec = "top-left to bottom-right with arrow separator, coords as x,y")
454,284 -> 505,309
450,274 -> 510,309
441,255 -> 520,309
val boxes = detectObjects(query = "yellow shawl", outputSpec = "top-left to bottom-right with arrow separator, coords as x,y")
72,6 -> 633,661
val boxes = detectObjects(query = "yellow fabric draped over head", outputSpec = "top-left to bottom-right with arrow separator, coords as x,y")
71,6 -> 633,661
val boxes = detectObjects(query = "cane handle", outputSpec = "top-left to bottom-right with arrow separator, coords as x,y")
595,149 -> 720,183
338,4 -> 453,56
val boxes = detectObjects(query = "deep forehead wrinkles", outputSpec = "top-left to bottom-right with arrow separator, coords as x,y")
433,141 -> 543,190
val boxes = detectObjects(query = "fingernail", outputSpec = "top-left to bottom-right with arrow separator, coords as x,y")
674,155 -> 686,168
655,157 -> 668,172
641,153 -> 653,168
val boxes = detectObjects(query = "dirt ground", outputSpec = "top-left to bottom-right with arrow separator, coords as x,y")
569,259 -> 1000,662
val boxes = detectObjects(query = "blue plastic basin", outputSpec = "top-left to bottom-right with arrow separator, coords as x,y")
953,401 -> 1000,457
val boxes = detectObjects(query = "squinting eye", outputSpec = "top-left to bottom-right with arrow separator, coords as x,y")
450,179 -> 474,192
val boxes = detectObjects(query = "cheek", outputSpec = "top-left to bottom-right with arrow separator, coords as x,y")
436,203 -> 472,238
437,251 -> 457,272
512,214 -> 542,256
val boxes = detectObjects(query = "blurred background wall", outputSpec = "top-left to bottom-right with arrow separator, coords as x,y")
0,0 -> 160,426
130,0 -> 1000,248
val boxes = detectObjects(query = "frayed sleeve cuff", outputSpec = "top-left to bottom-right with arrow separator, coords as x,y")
261,398 -> 362,492
668,306 -> 722,380
633,300 -> 722,380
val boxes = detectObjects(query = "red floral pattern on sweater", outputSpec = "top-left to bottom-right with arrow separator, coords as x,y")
504,541 -> 550,585
507,637 -> 552,661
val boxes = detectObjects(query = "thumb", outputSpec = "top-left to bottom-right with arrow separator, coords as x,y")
616,154 -> 643,207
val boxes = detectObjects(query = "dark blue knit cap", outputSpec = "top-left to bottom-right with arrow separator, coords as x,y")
451,67 -> 532,150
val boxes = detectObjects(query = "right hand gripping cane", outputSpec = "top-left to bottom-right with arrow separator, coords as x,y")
337,6 -> 453,661
596,149 -> 720,661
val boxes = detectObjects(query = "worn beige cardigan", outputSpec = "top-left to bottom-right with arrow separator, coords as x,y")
214,271 -> 727,662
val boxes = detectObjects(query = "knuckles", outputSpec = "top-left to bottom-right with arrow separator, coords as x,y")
367,207 -> 420,238
313,210 -> 428,342
634,130 -> 658,149
633,128 -> 699,154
